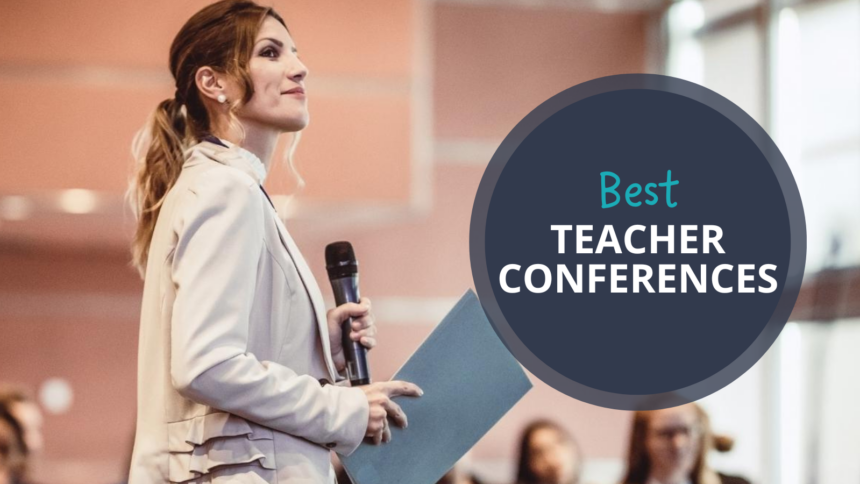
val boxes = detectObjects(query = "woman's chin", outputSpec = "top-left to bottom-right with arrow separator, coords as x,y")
277,116 -> 309,133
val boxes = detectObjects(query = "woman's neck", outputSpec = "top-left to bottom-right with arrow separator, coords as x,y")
214,122 -> 279,172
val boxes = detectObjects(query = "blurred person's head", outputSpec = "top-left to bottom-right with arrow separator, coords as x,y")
516,419 -> 581,484
129,0 -> 308,274
333,456 -> 351,484
435,450 -> 483,484
436,465 -> 483,484
0,407 -> 27,484
622,403 -> 720,484
0,386 -> 42,456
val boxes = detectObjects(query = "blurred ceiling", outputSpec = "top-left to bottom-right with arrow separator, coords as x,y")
435,0 -> 668,12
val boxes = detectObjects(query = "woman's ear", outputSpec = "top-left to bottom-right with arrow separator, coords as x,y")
195,66 -> 229,104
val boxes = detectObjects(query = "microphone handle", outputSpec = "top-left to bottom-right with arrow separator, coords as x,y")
330,275 -> 371,385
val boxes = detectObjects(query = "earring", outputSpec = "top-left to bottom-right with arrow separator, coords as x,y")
217,94 -> 227,104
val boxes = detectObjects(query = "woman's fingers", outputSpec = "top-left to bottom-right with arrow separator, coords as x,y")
368,405 -> 386,423
382,419 -> 391,443
367,406 -> 395,445
359,297 -> 372,311
380,398 -> 407,428
366,405 -> 385,443
369,421 -> 391,444
350,320 -> 377,340
383,381 -> 424,398
350,334 -> 376,350
330,298 -> 372,324
349,307 -> 376,349
350,330 -> 376,348
351,315 -> 376,331
332,301 -> 371,321
360,379 -> 422,445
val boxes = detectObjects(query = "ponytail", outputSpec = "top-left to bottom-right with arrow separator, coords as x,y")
127,0 -> 291,278
128,96 -> 188,277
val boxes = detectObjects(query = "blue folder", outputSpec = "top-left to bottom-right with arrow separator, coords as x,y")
339,289 -> 533,484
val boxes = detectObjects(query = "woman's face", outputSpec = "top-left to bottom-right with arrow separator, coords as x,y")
235,16 -> 309,132
644,405 -> 701,478
528,427 -> 579,484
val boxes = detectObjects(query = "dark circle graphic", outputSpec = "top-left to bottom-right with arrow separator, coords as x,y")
469,74 -> 806,410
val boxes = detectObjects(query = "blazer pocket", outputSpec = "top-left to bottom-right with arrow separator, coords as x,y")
166,412 -> 276,483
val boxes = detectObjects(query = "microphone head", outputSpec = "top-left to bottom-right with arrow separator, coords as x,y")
325,241 -> 358,279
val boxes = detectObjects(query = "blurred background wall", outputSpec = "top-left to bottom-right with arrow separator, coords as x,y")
0,0 -> 857,483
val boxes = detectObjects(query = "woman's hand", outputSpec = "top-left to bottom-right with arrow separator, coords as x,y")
327,297 -> 377,373
360,381 -> 423,444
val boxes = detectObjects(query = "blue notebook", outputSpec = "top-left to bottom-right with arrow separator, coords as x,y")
339,289 -> 533,484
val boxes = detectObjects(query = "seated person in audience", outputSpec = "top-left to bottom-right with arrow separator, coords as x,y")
0,407 -> 27,484
436,458 -> 485,484
515,419 -> 582,484
0,386 -> 43,458
620,402 -> 751,484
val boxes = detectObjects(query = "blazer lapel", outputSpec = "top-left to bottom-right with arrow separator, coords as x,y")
189,139 -> 340,381
269,211 -> 339,382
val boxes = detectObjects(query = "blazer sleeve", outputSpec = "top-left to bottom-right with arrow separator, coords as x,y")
168,167 -> 369,456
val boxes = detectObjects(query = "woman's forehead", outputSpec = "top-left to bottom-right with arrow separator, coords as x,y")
531,426 -> 567,446
256,16 -> 294,47
650,406 -> 697,427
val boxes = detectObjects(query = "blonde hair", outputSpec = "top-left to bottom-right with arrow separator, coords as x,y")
622,402 -> 721,484
127,0 -> 303,278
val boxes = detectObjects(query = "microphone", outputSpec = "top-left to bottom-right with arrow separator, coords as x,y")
325,241 -> 371,386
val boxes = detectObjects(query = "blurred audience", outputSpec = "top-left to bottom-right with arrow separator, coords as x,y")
515,419 -> 581,484
0,386 -> 43,458
436,459 -> 485,484
0,385 -> 43,484
0,406 -> 27,484
621,403 -> 751,484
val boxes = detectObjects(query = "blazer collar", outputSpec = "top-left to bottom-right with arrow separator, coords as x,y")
184,137 -> 340,381
184,137 -> 267,185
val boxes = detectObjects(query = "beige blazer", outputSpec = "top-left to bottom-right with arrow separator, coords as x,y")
129,140 -> 369,484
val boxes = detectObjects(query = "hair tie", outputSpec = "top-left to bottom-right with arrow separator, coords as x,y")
174,89 -> 184,105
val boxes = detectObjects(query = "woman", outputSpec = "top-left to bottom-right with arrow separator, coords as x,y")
0,386 -> 43,459
515,420 -> 581,484
127,2 -> 422,483
620,403 -> 751,484
0,407 -> 27,484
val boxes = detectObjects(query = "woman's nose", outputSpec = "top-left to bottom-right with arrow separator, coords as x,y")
289,57 -> 308,82
546,450 -> 564,468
